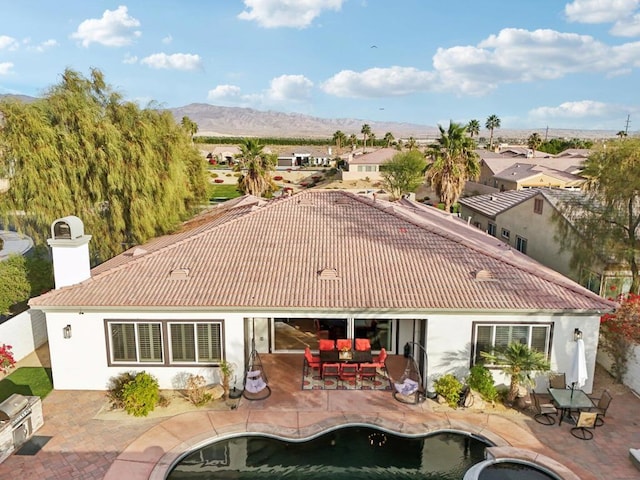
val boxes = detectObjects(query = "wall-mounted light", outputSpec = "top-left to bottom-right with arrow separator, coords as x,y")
63,324 -> 72,339
574,328 -> 583,341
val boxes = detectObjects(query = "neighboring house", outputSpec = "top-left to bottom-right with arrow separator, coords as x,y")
341,148 -> 397,182
458,188 -> 632,297
206,146 -> 242,165
474,148 -> 587,192
28,191 -> 614,395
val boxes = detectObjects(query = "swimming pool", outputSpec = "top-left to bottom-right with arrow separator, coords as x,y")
167,426 -> 493,479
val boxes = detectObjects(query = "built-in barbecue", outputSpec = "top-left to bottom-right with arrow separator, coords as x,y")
0,394 -> 44,463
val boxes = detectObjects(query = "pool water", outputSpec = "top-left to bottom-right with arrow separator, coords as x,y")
168,426 -> 490,479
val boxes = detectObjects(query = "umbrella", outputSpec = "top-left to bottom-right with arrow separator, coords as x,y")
567,338 -> 588,397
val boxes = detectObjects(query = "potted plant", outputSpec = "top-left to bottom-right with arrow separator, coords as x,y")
219,360 -> 234,399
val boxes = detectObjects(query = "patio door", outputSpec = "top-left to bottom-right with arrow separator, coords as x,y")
352,319 -> 393,352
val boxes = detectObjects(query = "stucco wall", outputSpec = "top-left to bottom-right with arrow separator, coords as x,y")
0,309 -> 47,362
597,344 -> 640,395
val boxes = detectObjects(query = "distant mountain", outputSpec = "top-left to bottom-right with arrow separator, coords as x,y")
1,95 -> 619,140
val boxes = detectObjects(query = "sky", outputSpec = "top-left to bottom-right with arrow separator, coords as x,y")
1,0 -> 639,132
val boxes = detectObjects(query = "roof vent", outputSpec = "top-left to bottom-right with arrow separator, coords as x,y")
318,268 -> 340,280
169,268 -> 190,280
474,269 -> 496,281
297,197 -> 315,206
335,197 -> 351,205
132,247 -> 147,257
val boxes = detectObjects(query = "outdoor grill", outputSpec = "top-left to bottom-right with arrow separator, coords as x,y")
0,394 -> 44,463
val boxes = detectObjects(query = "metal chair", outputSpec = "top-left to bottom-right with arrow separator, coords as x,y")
589,390 -> 612,426
571,411 -> 598,440
549,372 -> 567,389
358,363 -> 378,383
336,339 -> 352,351
303,347 -> 321,376
319,339 -> 335,351
321,363 -> 340,382
532,391 -> 558,425
355,338 -> 371,351
339,364 -> 358,387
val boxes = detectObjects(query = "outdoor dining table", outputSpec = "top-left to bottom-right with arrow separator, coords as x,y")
548,387 -> 595,426
319,349 -> 373,364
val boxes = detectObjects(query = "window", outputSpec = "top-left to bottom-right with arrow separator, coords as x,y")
580,270 -> 602,295
516,236 -> 528,254
107,320 -> 223,365
501,228 -> 510,240
534,198 -> 543,214
487,223 -> 497,237
473,323 -> 551,365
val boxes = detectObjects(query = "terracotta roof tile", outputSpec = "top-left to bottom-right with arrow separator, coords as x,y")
30,190 -> 614,312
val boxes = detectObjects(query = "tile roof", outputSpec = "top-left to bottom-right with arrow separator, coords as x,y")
493,164 -> 585,184
30,190 -> 614,313
458,189 -> 540,218
347,148 -> 398,165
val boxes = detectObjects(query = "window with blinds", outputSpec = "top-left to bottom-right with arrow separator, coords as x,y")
110,322 -> 162,363
170,322 -> 223,364
473,323 -> 551,365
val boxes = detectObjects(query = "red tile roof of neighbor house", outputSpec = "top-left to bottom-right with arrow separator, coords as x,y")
29,190 -> 615,312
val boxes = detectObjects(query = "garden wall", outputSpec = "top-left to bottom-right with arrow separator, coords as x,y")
0,309 -> 47,362
597,345 -> 640,395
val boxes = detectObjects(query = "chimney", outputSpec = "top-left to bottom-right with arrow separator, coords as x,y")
47,216 -> 92,289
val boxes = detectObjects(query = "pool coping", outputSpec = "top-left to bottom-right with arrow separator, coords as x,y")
102,410 -> 580,480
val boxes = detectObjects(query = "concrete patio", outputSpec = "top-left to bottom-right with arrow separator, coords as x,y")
0,346 -> 639,479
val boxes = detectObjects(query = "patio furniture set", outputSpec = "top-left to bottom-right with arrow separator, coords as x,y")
532,372 -> 613,441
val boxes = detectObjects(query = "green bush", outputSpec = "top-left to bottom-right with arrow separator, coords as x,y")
466,364 -> 498,403
433,374 -> 463,408
106,371 -> 136,409
121,372 -> 159,417
211,172 -> 219,178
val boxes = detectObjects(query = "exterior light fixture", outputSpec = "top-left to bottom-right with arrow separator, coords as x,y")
63,324 -> 72,339
574,328 -> 583,341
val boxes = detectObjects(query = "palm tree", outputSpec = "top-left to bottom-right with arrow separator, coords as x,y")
180,116 -> 198,143
485,114 -> 501,150
384,131 -> 395,148
361,123 -> 371,152
425,121 -> 480,213
369,132 -> 376,148
332,130 -> 346,154
527,132 -> 542,152
406,136 -> 417,151
481,342 -> 550,404
348,133 -> 358,150
466,119 -> 480,138
234,138 -> 276,197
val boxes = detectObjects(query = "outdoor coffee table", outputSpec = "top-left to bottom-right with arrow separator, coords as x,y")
548,387 -> 595,426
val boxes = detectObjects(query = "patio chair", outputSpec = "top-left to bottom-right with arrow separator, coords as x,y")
322,363 -> 340,382
393,353 -> 426,405
371,348 -> 387,368
319,339 -> 335,351
355,338 -> 371,351
304,347 -> 321,376
358,363 -> 378,383
589,390 -> 612,427
570,411 -> 598,440
242,337 -> 271,401
549,372 -> 567,389
336,339 -> 352,351
531,391 -> 558,425
339,364 -> 358,387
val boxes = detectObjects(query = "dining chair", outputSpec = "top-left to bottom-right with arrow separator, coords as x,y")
571,411 -> 598,440
339,364 -> 358,387
371,348 -> 387,368
319,339 -> 335,351
336,339 -> 352,351
355,338 -> 371,351
589,390 -> 612,426
322,363 -> 340,382
531,391 -> 558,426
304,347 -> 321,376
358,363 -> 378,383
549,372 -> 566,389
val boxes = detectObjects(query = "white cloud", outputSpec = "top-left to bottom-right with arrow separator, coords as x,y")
0,62 -> 14,75
0,35 -> 19,51
529,100 -> 615,118
123,53 -> 138,64
71,6 -> 141,47
268,74 -> 313,101
140,53 -> 202,70
29,39 -> 58,53
207,84 -> 243,101
565,0 -> 639,24
322,66 -> 435,97
162,35 -> 173,44
238,0 -> 343,28
610,13 -> 640,36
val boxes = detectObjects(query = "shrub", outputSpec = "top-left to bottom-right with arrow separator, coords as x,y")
106,371 -> 136,409
121,372 -> 159,417
466,364 -> 498,403
210,172 -> 219,178
433,374 -> 463,408
0,344 -> 16,374
185,374 -> 212,406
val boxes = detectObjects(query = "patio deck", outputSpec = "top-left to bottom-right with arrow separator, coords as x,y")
0,349 -> 639,479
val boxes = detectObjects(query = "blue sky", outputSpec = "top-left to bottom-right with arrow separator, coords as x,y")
1,0 -> 639,131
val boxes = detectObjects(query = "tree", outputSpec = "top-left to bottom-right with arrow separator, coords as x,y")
485,114 -> 501,150
600,293 -> 640,383
405,136 -> 417,151
0,68 -> 208,263
383,132 -> 395,148
379,150 -> 427,200
0,255 -> 31,316
348,133 -> 358,149
234,138 -> 277,197
466,119 -> 480,138
481,342 -> 550,403
180,116 -> 198,142
360,124 -> 371,152
553,138 -> 640,293
527,132 -> 542,152
332,130 -> 346,154
425,121 -> 480,213
617,130 -> 628,139
369,132 -> 376,148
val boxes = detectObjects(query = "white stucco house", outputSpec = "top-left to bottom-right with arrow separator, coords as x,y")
29,191 -> 614,394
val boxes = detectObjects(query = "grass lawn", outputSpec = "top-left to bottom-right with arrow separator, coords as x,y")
208,184 -> 242,201
0,367 -> 53,402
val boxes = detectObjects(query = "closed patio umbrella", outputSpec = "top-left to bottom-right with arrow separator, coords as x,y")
567,338 -> 588,397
